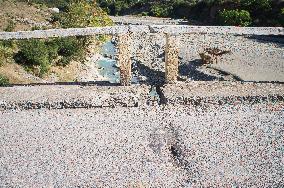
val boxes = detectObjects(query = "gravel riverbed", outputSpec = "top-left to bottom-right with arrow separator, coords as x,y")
107,16 -> 284,84
125,32 -> 284,84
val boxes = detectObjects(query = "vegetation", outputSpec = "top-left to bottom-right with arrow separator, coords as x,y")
151,4 -> 172,17
18,0 -> 70,10
4,20 -> 16,32
0,41 -> 14,67
0,19 -> 16,67
52,0 -> 113,28
16,39 -> 50,77
4,0 -> 113,77
15,37 -> 86,76
0,74 -> 9,86
218,9 -> 252,26
98,0 -> 284,26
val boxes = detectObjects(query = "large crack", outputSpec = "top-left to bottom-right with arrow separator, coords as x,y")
155,85 -> 167,105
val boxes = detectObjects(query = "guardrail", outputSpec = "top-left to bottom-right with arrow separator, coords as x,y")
0,25 -> 283,85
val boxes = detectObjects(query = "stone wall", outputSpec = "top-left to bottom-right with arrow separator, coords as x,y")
161,81 -> 284,105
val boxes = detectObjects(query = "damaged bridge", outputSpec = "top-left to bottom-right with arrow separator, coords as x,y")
0,26 -> 284,187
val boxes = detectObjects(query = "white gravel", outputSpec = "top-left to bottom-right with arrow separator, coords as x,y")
0,101 -> 283,187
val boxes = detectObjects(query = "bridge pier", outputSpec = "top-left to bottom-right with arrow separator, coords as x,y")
117,34 -> 132,86
165,34 -> 180,84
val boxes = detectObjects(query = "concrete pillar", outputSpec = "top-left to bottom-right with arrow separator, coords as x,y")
117,34 -> 132,86
165,34 -> 180,84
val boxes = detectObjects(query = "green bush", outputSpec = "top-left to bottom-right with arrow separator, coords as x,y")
4,19 -> 16,32
150,4 -> 172,17
0,74 -> 9,87
141,12 -> 148,16
240,0 -> 272,12
52,37 -> 87,66
280,8 -> 284,26
17,39 -> 50,77
114,1 -> 129,15
0,41 -> 14,66
54,38 -> 80,57
58,1 -> 113,28
218,9 -> 252,26
172,0 -> 192,18
1,20 -> 16,66
16,36 -> 87,76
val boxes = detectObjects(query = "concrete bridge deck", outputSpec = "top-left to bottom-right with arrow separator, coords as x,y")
0,82 -> 283,187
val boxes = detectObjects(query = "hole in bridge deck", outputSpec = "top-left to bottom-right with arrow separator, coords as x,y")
170,145 -> 179,158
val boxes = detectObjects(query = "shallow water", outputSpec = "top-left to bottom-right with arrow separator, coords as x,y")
96,41 -> 120,83
100,41 -> 116,57
149,86 -> 160,104
97,41 -> 160,101
97,40 -> 140,84
97,59 -> 120,83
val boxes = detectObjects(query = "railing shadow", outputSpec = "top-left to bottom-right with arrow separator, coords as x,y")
135,58 -> 244,84
245,35 -> 284,48
135,60 -> 165,85
179,59 -> 219,81
134,58 -> 233,84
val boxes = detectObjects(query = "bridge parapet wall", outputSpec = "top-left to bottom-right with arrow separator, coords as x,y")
0,82 -> 283,110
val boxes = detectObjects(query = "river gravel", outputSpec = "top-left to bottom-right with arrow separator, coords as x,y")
110,16 -> 283,83
124,33 -> 284,84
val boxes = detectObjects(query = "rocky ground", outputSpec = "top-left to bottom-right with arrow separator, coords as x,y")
0,0 -> 52,31
110,15 -> 192,25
